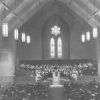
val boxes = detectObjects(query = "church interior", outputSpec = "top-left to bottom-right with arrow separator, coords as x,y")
0,0 -> 100,100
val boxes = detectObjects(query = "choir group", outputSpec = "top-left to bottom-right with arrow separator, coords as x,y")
19,61 -> 97,82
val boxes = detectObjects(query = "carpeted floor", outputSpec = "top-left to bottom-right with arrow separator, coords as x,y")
48,86 -> 65,100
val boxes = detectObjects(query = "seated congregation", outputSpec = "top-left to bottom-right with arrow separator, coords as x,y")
0,60 -> 100,100
0,80 -> 100,100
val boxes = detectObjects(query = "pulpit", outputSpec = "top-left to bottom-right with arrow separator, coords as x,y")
50,71 -> 63,87
52,72 -> 60,85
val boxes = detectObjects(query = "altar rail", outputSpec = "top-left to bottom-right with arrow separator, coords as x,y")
20,60 -> 97,65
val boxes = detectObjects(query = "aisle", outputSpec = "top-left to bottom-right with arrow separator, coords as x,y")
48,86 -> 65,100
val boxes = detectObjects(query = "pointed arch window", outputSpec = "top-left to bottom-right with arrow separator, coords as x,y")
50,37 -> 55,58
50,25 -> 62,58
57,37 -> 62,58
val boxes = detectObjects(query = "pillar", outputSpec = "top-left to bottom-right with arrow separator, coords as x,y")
0,30 -> 15,86
97,28 -> 100,78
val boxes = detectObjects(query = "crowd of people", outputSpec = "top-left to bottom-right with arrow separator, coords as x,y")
0,60 -> 99,100
0,83 -> 49,100
0,79 -> 100,100
19,61 -> 97,81
64,80 -> 100,100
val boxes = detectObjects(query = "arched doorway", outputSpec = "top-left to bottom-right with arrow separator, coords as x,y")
42,15 -> 70,60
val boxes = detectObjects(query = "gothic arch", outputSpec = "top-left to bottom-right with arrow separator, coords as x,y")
42,14 -> 70,60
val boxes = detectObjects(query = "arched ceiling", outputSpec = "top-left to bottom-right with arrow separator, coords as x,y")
0,0 -> 100,32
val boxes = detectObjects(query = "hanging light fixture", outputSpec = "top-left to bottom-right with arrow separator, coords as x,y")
85,0 -> 91,42
5,22 -> 8,37
93,27 -> 98,39
2,0 -> 8,37
14,28 -> 19,40
2,22 -> 6,37
81,34 -> 85,43
2,22 -> 8,37
26,35 -> 30,44
93,0 -> 98,39
14,1 -> 18,40
22,32 -> 26,42
86,31 -> 90,41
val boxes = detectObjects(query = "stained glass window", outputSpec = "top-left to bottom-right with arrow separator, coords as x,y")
57,37 -> 62,58
51,25 -> 60,36
50,25 -> 62,58
50,38 -> 55,58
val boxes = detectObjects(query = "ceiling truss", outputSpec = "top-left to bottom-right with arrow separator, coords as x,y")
0,0 -> 100,32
